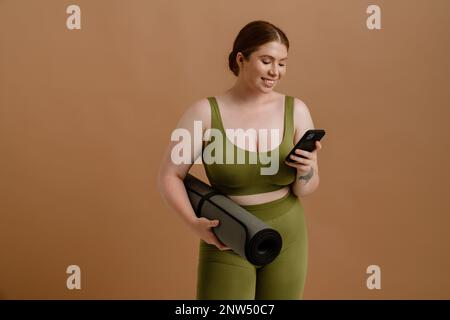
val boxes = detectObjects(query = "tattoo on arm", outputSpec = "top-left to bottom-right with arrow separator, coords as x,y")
298,167 -> 314,182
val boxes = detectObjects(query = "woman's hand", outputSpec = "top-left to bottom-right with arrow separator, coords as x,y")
189,217 -> 231,251
285,140 -> 322,176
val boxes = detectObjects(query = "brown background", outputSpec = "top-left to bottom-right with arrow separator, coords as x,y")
1,0 -> 449,299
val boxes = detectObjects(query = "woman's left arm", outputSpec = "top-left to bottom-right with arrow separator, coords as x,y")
285,98 -> 323,197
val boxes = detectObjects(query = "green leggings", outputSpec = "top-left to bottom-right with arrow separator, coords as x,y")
196,191 -> 308,300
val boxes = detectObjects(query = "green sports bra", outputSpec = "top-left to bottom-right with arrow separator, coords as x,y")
201,95 -> 297,196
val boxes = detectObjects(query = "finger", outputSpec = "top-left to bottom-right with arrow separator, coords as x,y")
290,154 -> 308,163
294,154 -> 316,166
295,149 -> 313,159
210,220 -> 219,227
285,159 -> 310,168
285,160 -> 296,167
316,141 -> 322,150
285,160 -> 304,168
216,242 -> 226,250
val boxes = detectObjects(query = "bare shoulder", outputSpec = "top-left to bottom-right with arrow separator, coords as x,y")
292,97 -> 315,140
178,97 -> 211,130
292,97 -> 311,119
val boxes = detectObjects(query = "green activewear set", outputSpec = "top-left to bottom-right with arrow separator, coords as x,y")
197,95 -> 308,299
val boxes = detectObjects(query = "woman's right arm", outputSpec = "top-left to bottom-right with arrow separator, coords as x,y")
157,98 -> 230,250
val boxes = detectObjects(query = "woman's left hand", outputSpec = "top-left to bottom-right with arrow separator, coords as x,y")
284,141 -> 322,176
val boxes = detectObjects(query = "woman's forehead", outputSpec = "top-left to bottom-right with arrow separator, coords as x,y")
254,42 -> 288,59
257,54 -> 288,61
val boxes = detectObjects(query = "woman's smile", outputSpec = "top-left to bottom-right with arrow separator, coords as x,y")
261,77 -> 276,87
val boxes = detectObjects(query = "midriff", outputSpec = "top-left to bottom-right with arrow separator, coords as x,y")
227,186 -> 290,206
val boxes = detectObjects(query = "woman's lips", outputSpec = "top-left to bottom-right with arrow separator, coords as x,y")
261,77 -> 276,86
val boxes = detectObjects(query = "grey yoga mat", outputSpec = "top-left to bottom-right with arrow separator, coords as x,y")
183,174 -> 283,266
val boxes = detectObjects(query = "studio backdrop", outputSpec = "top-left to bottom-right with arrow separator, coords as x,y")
1,0 -> 449,299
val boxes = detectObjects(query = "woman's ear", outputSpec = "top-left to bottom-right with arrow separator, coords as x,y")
236,52 -> 242,62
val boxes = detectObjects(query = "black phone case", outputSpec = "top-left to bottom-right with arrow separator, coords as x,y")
285,129 -> 325,163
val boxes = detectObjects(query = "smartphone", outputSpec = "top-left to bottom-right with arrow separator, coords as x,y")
285,129 -> 326,163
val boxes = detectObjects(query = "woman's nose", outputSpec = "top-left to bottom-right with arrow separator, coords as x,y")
269,66 -> 278,77
269,63 -> 279,75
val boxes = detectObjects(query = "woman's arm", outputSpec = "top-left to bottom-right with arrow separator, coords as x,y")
287,98 -> 321,198
157,98 -> 211,229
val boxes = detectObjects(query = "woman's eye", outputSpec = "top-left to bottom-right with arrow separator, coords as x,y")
262,60 -> 286,67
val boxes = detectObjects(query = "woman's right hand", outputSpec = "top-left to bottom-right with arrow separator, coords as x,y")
189,217 -> 231,251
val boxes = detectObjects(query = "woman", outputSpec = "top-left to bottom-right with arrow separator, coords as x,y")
158,20 -> 322,299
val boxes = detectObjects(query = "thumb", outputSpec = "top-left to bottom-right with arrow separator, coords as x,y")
210,220 -> 219,226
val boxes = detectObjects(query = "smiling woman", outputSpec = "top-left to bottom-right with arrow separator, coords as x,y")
229,39 -> 288,92
260,54 -> 287,86
158,20 -> 322,300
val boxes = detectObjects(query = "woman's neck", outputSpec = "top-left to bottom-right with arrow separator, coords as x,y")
225,80 -> 277,107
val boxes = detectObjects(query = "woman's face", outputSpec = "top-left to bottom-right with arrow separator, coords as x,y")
238,41 -> 288,92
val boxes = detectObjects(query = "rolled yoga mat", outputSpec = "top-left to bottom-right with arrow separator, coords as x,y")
183,173 -> 283,266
